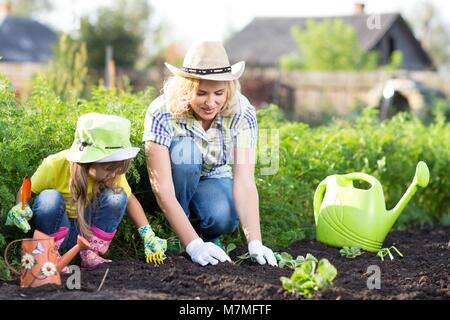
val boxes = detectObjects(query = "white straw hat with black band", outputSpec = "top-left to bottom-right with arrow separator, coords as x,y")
164,41 -> 245,81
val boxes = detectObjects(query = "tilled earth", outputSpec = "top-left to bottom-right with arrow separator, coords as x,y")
1,226 -> 448,300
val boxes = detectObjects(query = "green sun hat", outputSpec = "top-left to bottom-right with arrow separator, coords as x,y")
66,113 -> 140,163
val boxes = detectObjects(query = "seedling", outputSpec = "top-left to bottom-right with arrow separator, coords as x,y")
275,252 -> 317,269
167,237 -> 182,252
224,243 -> 262,265
235,252 -> 259,265
280,254 -> 337,298
339,246 -> 364,259
225,243 -> 237,255
376,245 -> 404,261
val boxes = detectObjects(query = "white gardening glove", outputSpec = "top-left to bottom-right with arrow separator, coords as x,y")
186,238 -> 231,266
248,240 -> 278,267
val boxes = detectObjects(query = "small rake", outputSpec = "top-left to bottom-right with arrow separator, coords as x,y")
146,252 -> 165,267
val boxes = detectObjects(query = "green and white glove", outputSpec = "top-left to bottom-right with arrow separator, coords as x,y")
5,203 -> 33,233
138,225 -> 167,266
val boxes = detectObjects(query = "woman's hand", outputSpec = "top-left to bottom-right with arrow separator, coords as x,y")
186,238 -> 231,266
248,240 -> 278,267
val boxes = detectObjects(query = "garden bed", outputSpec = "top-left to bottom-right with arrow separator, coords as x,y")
0,226 -> 448,300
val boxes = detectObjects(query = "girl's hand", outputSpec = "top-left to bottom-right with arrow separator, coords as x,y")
138,225 -> 167,266
5,203 -> 33,233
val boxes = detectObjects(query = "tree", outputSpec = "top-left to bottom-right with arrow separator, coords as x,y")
406,1 -> 450,70
7,0 -> 52,17
43,34 -> 88,101
279,19 -> 402,71
79,0 -> 152,70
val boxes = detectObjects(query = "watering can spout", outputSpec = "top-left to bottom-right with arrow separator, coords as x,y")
57,235 -> 90,272
389,161 -> 430,222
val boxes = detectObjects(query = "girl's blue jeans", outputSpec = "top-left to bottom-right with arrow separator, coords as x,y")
30,188 -> 128,249
169,137 -> 240,241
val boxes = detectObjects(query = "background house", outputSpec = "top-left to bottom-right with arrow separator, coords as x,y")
224,4 -> 448,123
226,5 -> 434,71
0,2 -> 57,98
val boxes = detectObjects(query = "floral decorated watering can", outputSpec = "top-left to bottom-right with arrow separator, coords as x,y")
4,230 -> 89,288
314,161 -> 430,252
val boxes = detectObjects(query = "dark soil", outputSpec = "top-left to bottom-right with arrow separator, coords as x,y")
1,226 -> 448,300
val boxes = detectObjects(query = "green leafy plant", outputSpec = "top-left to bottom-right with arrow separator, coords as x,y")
339,246 -> 364,259
167,237 -> 182,252
377,245 -> 404,261
225,243 -> 237,255
0,232 -> 11,280
234,252 -> 259,265
275,252 -> 317,269
280,254 -> 337,298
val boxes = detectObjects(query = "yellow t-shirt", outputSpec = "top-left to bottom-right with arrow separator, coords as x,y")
31,150 -> 132,218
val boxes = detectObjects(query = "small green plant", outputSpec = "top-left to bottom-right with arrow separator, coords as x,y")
280,254 -> 337,298
275,252 -> 317,269
377,245 -> 404,261
339,246 -> 364,259
167,237 -> 182,252
225,243 -> 237,255
234,252 -> 259,265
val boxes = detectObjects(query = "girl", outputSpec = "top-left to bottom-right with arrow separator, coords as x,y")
6,113 -> 167,268
143,41 -> 277,267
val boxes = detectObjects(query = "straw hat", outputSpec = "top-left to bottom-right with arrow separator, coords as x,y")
66,113 -> 140,163
164,41 -> 245,81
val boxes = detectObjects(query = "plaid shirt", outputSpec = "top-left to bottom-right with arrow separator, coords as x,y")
143,93 -> 257,178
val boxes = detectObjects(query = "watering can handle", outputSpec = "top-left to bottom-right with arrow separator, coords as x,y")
3,239 -> 25,276
343,172 -> 377,186
313,179 -> 327,224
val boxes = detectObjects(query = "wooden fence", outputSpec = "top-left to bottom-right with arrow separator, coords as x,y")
240,68 -> 450,121
0,62 -> 47,100
2,61 -> 448,122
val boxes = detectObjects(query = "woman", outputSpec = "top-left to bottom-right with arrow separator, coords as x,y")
143,41 -> 276,267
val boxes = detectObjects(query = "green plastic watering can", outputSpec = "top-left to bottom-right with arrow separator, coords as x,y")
314,162 -> 430,252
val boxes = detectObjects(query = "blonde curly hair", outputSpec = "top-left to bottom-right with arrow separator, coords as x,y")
163,76 -> 241,119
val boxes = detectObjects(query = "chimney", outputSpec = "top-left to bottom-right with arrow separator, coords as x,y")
0,1 -> 11,16
354,2 -> 365,15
